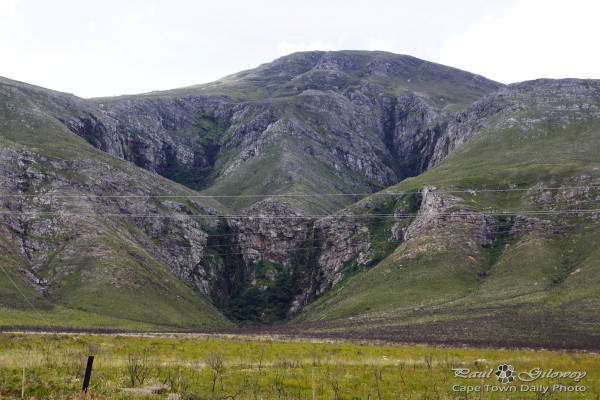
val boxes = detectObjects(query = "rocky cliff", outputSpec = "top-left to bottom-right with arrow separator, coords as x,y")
79,51 -> 503,214
2,56 -> 599,334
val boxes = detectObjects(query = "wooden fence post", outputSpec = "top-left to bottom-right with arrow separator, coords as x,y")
481,376 -> 485,400
21,353 -> 25,400
312,367 -> 315,400
82,356 -> 94,394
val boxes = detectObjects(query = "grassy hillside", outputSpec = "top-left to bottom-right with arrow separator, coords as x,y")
0,78 -> 233,330
96,51 -> 501,109
90,51 -> 503,213
2,64 -> 599,348
295,79 -> 600,348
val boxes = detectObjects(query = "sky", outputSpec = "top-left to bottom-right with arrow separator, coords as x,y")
0,0 -> 598,98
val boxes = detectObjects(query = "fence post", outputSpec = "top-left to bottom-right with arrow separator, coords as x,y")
481,376 -> 485,400
82,356 -> 94,394
312,367 -> 315,400
21,353 -> 25,400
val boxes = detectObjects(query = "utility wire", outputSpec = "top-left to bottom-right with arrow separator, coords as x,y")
0,209 -> 598,219
137,224 -> 593,257
0,263 -> 69,350
1,184 -> 599,199
152,222 -> 594,251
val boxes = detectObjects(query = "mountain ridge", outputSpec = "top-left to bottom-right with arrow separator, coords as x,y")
1,52 -> 599,347
85,51 -> 503,212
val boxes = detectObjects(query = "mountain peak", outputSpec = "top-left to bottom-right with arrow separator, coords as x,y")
5,53 -> 597,345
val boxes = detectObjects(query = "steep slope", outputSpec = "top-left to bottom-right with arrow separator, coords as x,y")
90,51 -> 503,213
0,77 -> 233,330
0,52 -> 499,326
292,79 -> 600,348
3,58 -> 599,344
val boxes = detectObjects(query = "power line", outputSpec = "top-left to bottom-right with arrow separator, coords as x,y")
156,220 -> 595,251
140,223 -> 595,257
0,263 -> 69,350
1,184 -> 599,199
0,209 -> 598,219
109,213 -> 598,241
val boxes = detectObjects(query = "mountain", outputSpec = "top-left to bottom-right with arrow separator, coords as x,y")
0,53 -> 599,347
292,79 -> 600,349
88,51 -> 503,212
0,76 -> 231,330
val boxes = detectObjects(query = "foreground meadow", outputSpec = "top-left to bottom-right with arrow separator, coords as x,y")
0,332 -> 597,399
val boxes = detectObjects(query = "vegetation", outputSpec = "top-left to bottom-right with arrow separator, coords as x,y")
0,79 -> 231,331
160,112 -> 226,191
2,55 -> 600,348
161,149 -> 214,191
213,261 -> 295,325
295,89 -> 600,348
0,332 -> 597,399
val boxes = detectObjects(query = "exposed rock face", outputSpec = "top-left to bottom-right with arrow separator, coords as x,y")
26,85 -> 233,188
404,187 -> 496,250
426,94 -> 512,168
285,214 -> 374,316
227,201 -> 377,317
0,149 -> 87,268
4,57 -> 598,326
99,95 -> 232,175
313,216 -> 371,294
0,143 -> 222,296
73,51 -> 503,213
428,78 -> 600,167
510,215 -> 554,238
389,92 -> 442,177
229,199 -> 311,267
55,113 -> 126,159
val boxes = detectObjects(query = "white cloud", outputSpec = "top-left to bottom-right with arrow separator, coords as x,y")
366,37 -> 401,54
0,0 -> 18,17
433,0 -> 600,83
2,0 -> 595,97
278,40 -> 334,55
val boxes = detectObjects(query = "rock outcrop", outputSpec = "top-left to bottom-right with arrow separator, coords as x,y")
4,56 -> 598,327
229,199 -> 312,267
404,187 -> 496,249
72,51 -> 504,213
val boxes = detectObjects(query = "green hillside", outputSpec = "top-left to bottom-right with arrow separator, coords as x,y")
295,79 -> 600,348
2,60 -> 599,347
0,78 -> 233,330
91,51 -> 503,213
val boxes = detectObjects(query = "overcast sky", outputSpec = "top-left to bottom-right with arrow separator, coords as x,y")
1,0 -> 597,98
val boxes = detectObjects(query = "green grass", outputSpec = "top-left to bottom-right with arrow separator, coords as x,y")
87,51 -> 502,214
1,218 -> 232,330
300,225 -> 485,321
0,307 -> 165,331
201,140 -> 362,213
94,51 -> 500,107
295,83 -> 600,347
0,333 -> 598,399
0,80 -> 234,330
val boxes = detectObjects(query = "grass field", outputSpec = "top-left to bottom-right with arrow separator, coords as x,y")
0,332 -> 597,399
